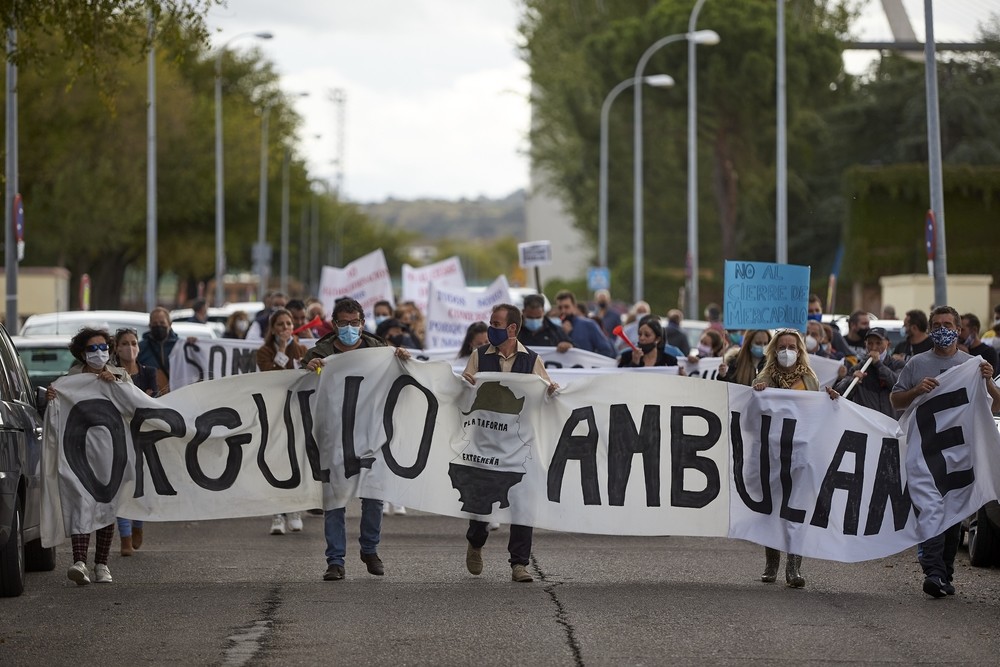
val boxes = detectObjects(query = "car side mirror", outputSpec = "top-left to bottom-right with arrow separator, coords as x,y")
35,386 -> 49,415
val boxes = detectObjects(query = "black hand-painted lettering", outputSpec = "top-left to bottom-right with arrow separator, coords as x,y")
547,407 -> 601,504
608,404 -> 661,506
231,347 -> 257,375
184,344 -> 205,382
185,407 -> 250,491
864,437 -> 914,534
341,376 -> 374,478
730,411 -> 772,514
130,407 -> 185,497
810,430 -> 866,534
382,375 -> 437,479
778,417 -> 806,523
916,388 -> 974,496
297,390 -> 330,482
208,345 -> 227,380
255,392 -> 301,489
63,399 -> 128,503
669,406 -> 720,509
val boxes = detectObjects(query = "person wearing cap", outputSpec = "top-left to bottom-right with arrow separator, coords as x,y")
833,326 -> 905,418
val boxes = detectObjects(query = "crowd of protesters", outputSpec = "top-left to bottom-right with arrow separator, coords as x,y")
44,286 -> 1000,598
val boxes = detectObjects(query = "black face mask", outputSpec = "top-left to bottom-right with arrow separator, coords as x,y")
150,325 -> 169,341
388,334 -> 405,347
640,342 -> 658,354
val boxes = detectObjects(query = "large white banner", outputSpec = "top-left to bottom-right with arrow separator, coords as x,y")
168,337 -> 316,391
402,257 -> 465,314
41,353 -> 1000,562
424,276 -> 510,349
318,249 -> 395,321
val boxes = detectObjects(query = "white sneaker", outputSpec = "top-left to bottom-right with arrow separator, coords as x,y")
67,561 -> 90,586
287,512 -> 303,532
488,522 -> 500,531
393,505 -> 407,516
94,563 -> 113,583
382,503 -> 391,515
270,515 -> 286,535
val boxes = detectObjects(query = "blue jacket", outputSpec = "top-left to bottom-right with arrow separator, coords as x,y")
568,315 -> 615,358
138,329 -> 180,375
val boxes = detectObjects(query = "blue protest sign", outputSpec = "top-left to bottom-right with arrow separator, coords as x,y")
587,267 -> 610,292
723,260 -> 810,331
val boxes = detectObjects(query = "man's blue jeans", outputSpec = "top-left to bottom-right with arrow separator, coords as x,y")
324,499 -> 383,566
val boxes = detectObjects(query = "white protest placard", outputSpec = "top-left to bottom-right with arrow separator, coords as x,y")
402,256 -> 466,314
424,276 -> 510,349
518,241 -> 552,268
809,354 -> 844,388
318,248 -> 395,321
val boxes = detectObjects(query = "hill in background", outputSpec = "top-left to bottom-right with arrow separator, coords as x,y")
360,189 -> 525,241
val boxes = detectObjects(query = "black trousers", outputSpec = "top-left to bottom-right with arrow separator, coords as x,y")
919,522 -> 962,582
467,520 -> 532,566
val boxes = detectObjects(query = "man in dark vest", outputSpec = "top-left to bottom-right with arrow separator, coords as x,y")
460,303 -> 558,583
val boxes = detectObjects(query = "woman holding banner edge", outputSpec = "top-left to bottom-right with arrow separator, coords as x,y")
752,328 -> 839,588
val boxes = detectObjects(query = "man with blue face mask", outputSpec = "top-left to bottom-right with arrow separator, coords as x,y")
517,293 -> 572,352
303,298 -> 411,582
891,306 -> 1000,598
833,327 -> 904,417
461,303 -> 559,583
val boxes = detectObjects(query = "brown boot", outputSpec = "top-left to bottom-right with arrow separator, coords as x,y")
132,526 -> 143,550
120,535 -> 134,557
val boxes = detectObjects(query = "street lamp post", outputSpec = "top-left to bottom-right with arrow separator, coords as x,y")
687,0 -> 716,319
632,29 -> 719,303
599,74 -> 674,270
256,91 -> 308,296
214,30 -> 272,306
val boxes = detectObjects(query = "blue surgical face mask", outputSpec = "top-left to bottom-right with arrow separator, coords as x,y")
523,317 -> 543,332
549,317 -> 562,328
338,325 -> 361,346
374,315 -> 390,326
750,345 -> 765,359
487,325 -> 509,347
807,313 -> 822,322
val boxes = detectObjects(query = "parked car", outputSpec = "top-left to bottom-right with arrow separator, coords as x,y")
19,310 -> 218,339
0,323 -> 56,596
961,416 -> 1000,567
170,302 -> 264,337
11,335 -> 74,393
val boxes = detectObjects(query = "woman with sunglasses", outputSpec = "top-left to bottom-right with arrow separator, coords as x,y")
46,327 -> 133,585
256,308 -> 308,535
112,327 -> 157,556
751,328 -> 838,589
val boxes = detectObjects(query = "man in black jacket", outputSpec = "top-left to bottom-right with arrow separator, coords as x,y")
518,293 -> 571,352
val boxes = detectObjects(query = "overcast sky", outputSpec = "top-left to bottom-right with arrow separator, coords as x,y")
207,1 -> 996,203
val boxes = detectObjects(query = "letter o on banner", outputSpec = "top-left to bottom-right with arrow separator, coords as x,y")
63,398 -> 128,503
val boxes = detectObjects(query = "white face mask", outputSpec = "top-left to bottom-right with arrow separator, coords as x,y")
777,349 -> 798,368
804,335 -> 818,352
117,342 -> 137,362
86,350 -> 110,370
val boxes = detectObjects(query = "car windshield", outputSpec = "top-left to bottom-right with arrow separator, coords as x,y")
17,347 -> 76,391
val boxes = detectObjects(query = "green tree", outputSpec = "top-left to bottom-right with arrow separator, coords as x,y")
520,0 -> 855,311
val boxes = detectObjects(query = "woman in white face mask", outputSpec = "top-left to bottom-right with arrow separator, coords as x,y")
45,327 -> 133,587
750,328 -> 839,590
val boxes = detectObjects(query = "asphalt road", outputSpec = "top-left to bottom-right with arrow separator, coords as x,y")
2,506 -> 999,666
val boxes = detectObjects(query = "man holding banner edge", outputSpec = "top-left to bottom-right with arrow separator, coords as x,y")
304,298 -> 412,582
890,305 -> 1000,598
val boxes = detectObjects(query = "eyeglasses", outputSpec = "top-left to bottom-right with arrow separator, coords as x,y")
115,327 -> 137,337
86,343 -> 109,352
335,319 -> 363,328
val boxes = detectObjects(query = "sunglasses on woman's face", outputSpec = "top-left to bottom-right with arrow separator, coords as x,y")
86,343 -> 109,352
